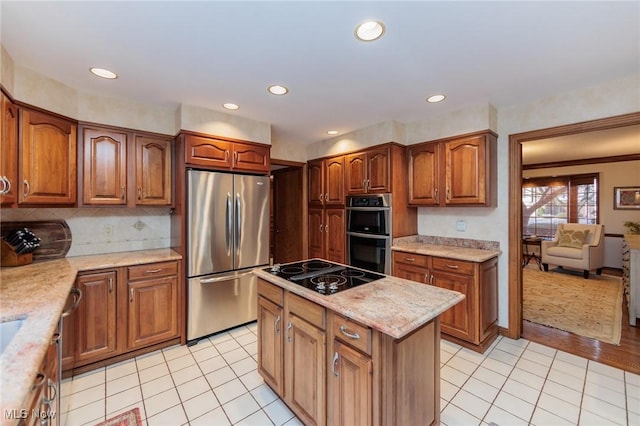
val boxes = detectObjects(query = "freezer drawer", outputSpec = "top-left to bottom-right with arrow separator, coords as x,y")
187,269 -> 257,341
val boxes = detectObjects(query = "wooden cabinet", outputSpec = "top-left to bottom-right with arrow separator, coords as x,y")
258,279 -> 326,426
75,270 -> 118,363
80,124 -> 172,206
308,207 -> 345,263
64,261 -> 180,374
308,156 -> 344,206
182,133 -> 270,173
392,251 -> 498,352
1,92 -> 18,206
126,261 -> 179,349
345,146 -> 390,195
19,108 -> 77,205
408,130 -> 496,206
20,333 -> 59,426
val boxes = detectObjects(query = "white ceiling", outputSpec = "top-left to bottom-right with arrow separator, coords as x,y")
1,1 -> 639,152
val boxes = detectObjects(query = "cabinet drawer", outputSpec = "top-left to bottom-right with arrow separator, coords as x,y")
432,257 -> 474,275
393,251 -> 429,267
258,278 -> 284,306
287,292 -> 325,330
332,313 -> 372,355
128,261 -> 178,281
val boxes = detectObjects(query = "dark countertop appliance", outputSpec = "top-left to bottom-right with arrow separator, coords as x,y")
265,259 -> 385,295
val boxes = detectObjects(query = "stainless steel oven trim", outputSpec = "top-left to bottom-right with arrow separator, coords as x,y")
346,231 -> 392,275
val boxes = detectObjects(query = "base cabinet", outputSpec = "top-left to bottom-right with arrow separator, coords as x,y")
20,330 -> 59,426
63,261 -> 180,374
392,251 -> 498,352
257,278 -> 441,426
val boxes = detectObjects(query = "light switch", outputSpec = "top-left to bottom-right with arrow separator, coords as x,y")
456,220 -> 466,232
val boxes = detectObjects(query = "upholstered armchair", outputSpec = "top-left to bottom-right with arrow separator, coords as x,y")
541,223 -> 605,279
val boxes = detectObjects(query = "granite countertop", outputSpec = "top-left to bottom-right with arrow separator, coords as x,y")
0,248 -> 182,425
392,242 -> 500,262
253,262 -> 465,340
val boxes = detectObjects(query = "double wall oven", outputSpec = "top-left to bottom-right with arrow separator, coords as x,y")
346,193 -> 392,274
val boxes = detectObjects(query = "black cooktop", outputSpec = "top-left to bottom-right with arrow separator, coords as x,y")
264,259 -> 385,295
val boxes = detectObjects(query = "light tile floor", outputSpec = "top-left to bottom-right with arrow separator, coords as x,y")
60,322 -> 640,426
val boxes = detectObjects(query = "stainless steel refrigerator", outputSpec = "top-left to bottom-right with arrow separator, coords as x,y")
186,169 -> 269,342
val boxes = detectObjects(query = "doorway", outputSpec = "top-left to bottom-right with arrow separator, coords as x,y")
508,111 -> 640,373
270,160 -> 306,264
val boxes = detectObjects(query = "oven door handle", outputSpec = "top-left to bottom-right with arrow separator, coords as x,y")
346,206 -> 390,211
346,231 -> 390,240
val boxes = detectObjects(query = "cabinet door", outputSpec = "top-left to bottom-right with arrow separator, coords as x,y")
324,156 -> 344,205
366,147 -> 390,193
61,312 -> 75,373
19,109 -> 77,205
257,296 -> 284,396
345,152 -> 367,195
393,262 -> 428,284
432,270 -> 476,342
444,135 -> 486,205
135,135 -> 172,205
308,159 -> 324,205
328,340 -> 372,426
308,208 -> 325,259
285,314 -> 326,426
408,143 -> 440,205
0,93 -> 18,206
127,275 -> 178,350
325,208 -> 345,263
232,142 -> 269,173
184,134 -> 232,168
75,271 -> 118,363
82,127 -> 128,205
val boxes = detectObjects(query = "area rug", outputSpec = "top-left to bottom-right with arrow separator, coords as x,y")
94,408 -> 141,426
523,267 -> 623,345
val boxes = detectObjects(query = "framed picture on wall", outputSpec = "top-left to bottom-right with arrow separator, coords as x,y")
614,186 -> 640,210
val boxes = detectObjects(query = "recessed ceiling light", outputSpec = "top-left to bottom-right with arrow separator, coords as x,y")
355,20 -> 385,42
89,67 -> 118,79
223,103 -> 239,110
426,94 -> 446,103
327,130 -> 339,135
268,85 -> 289,95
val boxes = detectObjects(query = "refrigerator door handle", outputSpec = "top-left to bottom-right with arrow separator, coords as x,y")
200,270 -> 254,284
235,192 -> 242,257
226,192 -> 232,256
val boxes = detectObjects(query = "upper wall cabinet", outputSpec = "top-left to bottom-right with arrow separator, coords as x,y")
308,156 -> 344,206
408,130 -> 497,207
345,146 -> 390,195
1,92 -> 18,206
182,133 -> 270,173
19,108 -> 77,205
80,124 -> 173,207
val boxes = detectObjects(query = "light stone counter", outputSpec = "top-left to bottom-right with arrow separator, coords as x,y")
392,242 -> 500,263
253,261 -> 465,340
0,248 -> 181,425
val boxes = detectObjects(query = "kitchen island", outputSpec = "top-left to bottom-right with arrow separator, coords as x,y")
252,260 -> 465,426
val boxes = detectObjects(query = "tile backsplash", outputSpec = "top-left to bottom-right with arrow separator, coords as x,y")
0,208 -> 172,257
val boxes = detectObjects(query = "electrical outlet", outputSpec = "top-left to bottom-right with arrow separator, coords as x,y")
456,220 -> 466,232
103,224 -> 113,237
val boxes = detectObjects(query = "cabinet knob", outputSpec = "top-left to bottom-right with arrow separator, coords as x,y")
4,177 -> 11,195
23,179 -> 30,198
325,193 -> 328,202
319,193 -> 324,202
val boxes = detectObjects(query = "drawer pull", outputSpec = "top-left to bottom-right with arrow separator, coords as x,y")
430,274 -> 434,285
424,273 -> 428,284
405,257 -> 415,262
332,351 -> 339,376
339,325 -> 360,340
445,264 -> 459,269
145,269 -> 162,273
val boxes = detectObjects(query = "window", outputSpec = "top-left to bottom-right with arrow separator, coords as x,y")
522,173 -> 598,239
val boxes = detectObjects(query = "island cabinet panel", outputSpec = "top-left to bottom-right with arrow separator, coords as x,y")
329,340 -> 372,426
182,133 -> 270,173
257,279 -> 326,425
63,261 -> 182,375
1,92 -> 18,206
19,108 -> 77,205
392,251 -> 498,353
408,130 -> 496,207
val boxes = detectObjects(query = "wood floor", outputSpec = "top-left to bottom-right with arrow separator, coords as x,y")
522,298 -> 640,375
